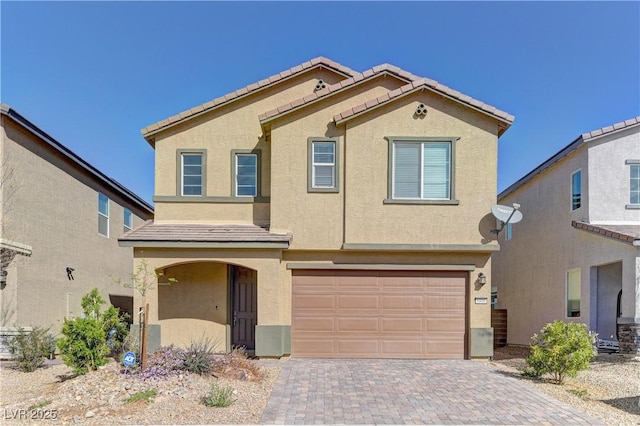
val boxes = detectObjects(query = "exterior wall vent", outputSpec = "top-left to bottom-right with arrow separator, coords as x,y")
315,80 -> 327,91
416,103 -> 427,116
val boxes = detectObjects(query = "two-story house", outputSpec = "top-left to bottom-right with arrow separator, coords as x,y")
493,117 -> 640,354
0,104 -> 153,351
119,57 -> 514,359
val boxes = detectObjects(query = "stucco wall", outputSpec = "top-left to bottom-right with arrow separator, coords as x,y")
587,126 -> 640,223
152,68 -> 347,225
494,143 -> 639,345
1,120 -> 150,333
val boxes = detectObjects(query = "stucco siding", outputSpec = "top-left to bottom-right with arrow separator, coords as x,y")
1,119 -> 150,332
587,126 -> 640,223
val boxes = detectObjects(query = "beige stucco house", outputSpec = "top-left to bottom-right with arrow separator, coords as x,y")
0,104 -> 153,353
120,57 -> 514,359
493,117 -> 640,354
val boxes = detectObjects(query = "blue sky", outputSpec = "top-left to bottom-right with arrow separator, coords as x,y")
2,1 -> 639,205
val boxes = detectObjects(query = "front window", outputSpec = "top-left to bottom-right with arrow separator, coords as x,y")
393,141 -> 451,200
235,153 -> 258,197
181,153 -> 203,196
566,269 -> 581,318
123,208 -> 133,233
98,193 -> 109,237
571,170 -> 581,210
308,138 -> 339,192
630,165 -> 640,205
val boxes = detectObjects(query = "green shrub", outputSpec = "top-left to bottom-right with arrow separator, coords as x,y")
124,389 -> 157,404
183,337 -> 215,375
57,288 -> 128,374
202,382 -> 234,407
523,320 -> 596,384
7,326 -> 53,372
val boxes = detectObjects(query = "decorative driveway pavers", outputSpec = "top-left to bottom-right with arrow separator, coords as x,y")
260,359 -> 603,425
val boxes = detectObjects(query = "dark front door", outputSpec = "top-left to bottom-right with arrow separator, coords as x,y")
232,266 -> 257,350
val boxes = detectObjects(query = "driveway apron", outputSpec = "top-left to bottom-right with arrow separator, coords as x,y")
260,359 -> 603,425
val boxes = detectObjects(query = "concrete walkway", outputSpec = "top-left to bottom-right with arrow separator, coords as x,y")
260,359 -> 603,425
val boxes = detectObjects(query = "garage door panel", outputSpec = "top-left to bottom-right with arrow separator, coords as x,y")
338,295 -> 379,309
292,270 -> 467,359
293,294 -> 335,309
294,317 -> 335,332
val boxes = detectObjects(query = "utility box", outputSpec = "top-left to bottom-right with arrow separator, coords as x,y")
470,327 -> 494,358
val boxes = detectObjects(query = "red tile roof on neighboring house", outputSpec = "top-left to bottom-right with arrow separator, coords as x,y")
581,116 -> 640,141
572,221 -> 640,246
141,57 -> 356,140
258,63 -> 421,123
119,220 -> 291,246
333,78 -> 515,130
499,116 -> 640,200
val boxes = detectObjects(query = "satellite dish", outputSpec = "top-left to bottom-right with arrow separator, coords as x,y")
490,203 -> 523,234
491,204 -> 523,224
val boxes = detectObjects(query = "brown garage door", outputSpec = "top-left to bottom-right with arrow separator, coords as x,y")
291,270 -> 467,359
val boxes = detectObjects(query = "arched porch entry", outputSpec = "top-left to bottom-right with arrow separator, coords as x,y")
156,261 -> 257,353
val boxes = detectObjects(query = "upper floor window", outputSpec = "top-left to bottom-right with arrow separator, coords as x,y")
123,208 -> 133,233
178,150 -> 206,196
630,164 -> 639,205
98,193 -> 109,237
571,170 -> 581,210
308,138 -> 339,193
391,139 -> 452,200
233,151 -> 259,197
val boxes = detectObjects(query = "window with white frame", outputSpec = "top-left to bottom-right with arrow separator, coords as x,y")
566,269 -> 581,317
235,153 -> 258,197
181,152 -> 204,196
392,140 -> 451,200
630,164 -> 640,205
308,138 -> 338,192
571,170 -> 581,210
98,193 -> 109,237
123,208 -> 133,233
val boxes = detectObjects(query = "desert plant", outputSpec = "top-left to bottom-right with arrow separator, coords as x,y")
124,389 -> 157,404
28,400 -> 52,410
202,382 -> 234,407
523,320 -> 596,384
212,347 -> 263,381
137,345 -> 186,380
57,288 -> 129,374
183,337 -> 215,375
7,326 -> 53,372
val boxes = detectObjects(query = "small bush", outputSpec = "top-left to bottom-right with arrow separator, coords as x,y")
202,383 -> 234,407
7,326 -> 53,372
138,345 -> 186,380
28,400 -> 52,410
124,389 -> 157,404
212,347 -> 263,381
183,337 -> 215,375
523,320 -> 596,384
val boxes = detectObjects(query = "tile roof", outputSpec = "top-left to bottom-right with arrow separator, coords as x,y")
499,116 -> 640,200
333,78 -> 515,128
258,63 -> 421,123
581,116 -> 640,141
141,57 -> 357,139
119,220 -> 292,244
572,221 -> 640,246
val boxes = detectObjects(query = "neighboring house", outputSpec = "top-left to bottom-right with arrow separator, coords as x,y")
119,57 -> 514,359
0,104 -> 154,346
493,117 -> 640,354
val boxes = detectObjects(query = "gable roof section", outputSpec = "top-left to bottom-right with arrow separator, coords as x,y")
118,221 -> 291,248
141,57 -> 357,141
499,116 -> 640,200
1,103 -> 154,216
333,78 -> 515,135
258,63 -> 421,124
572,221 -> 640,246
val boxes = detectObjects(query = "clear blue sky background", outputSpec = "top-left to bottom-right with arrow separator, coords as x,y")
2,1 -> 639,205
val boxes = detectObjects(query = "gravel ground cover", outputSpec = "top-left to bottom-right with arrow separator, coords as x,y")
489,346 -> 640,426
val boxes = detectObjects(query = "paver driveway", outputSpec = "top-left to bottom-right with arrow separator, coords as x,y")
260,359 -> 602,425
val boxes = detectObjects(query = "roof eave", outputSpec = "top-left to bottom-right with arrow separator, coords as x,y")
118,240 -> 290,249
